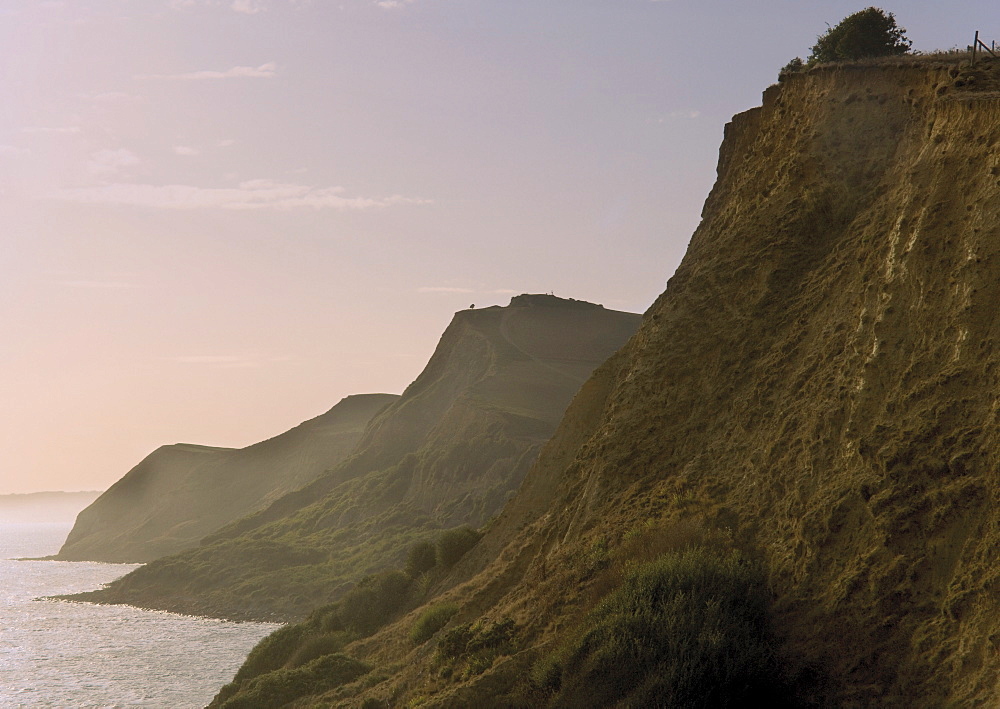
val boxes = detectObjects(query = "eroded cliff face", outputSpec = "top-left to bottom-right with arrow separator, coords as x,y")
579,63 -> 1000,706
336,62 -> 1000,707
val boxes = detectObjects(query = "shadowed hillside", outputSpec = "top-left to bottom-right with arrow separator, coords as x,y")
73,295 -> 641,620
203,60 -> 1000,708
55,394 -> 398,562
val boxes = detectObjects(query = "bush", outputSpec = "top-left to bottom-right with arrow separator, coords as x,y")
338,569 -> 414,635
779,56 -> 804,80
314,601 -> 346,633
216,653 -> 370,709
436,526 -> 482,568
410,603 -> 459,644
808,7 -> 911,64
437,618 -> 515,659
233,624 -> 308,683
285,632 -> 349,668
537,547 -> 784,708
437,622 -> 477,660
405,540 -> 437,576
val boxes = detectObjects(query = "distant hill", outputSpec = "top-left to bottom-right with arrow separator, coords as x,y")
75,295 -> 641,620
55,394 -> 398,562
0,491 -> 102,525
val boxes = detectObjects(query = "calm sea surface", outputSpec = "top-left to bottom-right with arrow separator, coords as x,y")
0,523 -> 280,708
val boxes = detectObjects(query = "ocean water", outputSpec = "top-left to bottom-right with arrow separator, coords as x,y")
0,523 -> 281,708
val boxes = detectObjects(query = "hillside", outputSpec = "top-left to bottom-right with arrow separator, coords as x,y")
55,394 -> 397,562
204,60 -> 1000,708
73,295 -> 641,620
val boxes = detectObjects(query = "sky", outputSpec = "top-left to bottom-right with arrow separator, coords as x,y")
0,1 -> 991,494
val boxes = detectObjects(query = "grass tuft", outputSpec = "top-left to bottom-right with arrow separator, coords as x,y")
410,603 -> 459,644
436,526 -> 482,568
536,546 -> 786,708
215,653 -> 369,709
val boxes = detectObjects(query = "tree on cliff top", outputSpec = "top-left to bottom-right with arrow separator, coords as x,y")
808,7 -> 911,64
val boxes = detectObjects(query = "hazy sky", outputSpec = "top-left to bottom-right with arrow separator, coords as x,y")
1,1 -> 990,494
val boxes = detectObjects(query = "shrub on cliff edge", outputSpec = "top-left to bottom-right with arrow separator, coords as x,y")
808,7 -> 911,64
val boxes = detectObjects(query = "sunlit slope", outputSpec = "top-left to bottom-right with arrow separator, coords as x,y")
77,295 -> 641,619
55,394 -> 398,562
254,61 -> 1000,707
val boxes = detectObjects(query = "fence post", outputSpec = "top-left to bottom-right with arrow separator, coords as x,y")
973,30 -> 979,64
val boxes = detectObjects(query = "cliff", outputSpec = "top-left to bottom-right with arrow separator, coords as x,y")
75,295 -> 641,620
55,394 -> 398,562
209,60 -> 1000,707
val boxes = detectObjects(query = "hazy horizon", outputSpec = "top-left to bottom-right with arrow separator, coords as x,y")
0,490 -> 103,496
0,490 -> 103,523
2,0 -> 992,494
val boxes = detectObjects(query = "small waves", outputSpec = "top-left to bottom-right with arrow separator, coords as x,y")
0,524 -> 280,708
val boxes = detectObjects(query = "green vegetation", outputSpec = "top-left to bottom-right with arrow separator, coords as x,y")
533,547 -> 784,708
334,570 -> 413,636
410,603 -> 459,644
810,7 -> 911,64
778,56 -> 805,80
405,540 -> 437,576
285,632 -> 351,668
436,525 -> 483,568
436,618 -> 518,679
82,440 -> 509,621
213,653 -> 369,709
231,624 -> 311,683
780,7 -> 912,79
211,526 -> 483,708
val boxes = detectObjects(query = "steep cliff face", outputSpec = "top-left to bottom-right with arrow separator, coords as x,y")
56,394 -> 398,562
559,62 -> 1000,707
76,296 -> 641,620
283,61 -> 1000,707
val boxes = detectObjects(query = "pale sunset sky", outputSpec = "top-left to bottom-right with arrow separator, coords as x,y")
1,1 -> 990,494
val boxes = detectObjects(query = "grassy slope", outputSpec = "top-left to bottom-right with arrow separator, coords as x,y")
55,394 -> 399,562
72,296 -> 640,621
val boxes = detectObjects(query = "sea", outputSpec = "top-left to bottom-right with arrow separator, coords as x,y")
0,523 -> 281,708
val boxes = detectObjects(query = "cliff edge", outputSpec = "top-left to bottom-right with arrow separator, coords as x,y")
268,61 -> 1000,707
458,61 -> 1000,707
